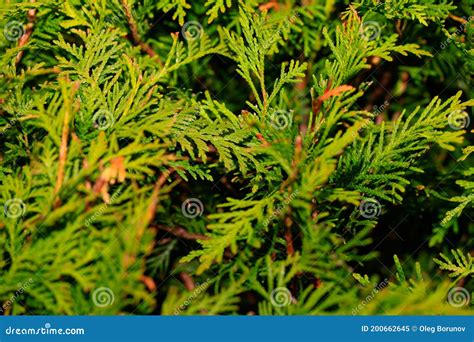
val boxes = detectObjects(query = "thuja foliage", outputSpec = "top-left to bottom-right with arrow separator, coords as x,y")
0,0 -> 473,315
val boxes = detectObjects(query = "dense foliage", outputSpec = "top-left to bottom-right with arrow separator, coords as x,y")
0,0 -> 473,315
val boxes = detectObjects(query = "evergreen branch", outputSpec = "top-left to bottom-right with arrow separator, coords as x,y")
434,249 -> 474,282
120,0 -> 162,65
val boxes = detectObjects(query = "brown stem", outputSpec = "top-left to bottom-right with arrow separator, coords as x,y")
121,0 -> 162,65
279,135 -> 302,192
53,80 -> 80,201
156,224 -> 209,241
136,168 -> 175,240
179,272 -> 195,291
15,3 -> 36,65
140,275 -> 157,291
284,216 -> 294,256
395,19 -> 403,37
448,13 -> 468,25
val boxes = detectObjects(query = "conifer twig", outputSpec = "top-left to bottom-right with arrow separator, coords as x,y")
53,79 -> 80,201
121,0 -> 162,65
284,217 -> 295,256
312,83 -> 355,116
448,13 -> 468,25
15,2 -> 36,65
258,0 -> 280,12
136,168 -> 175,240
